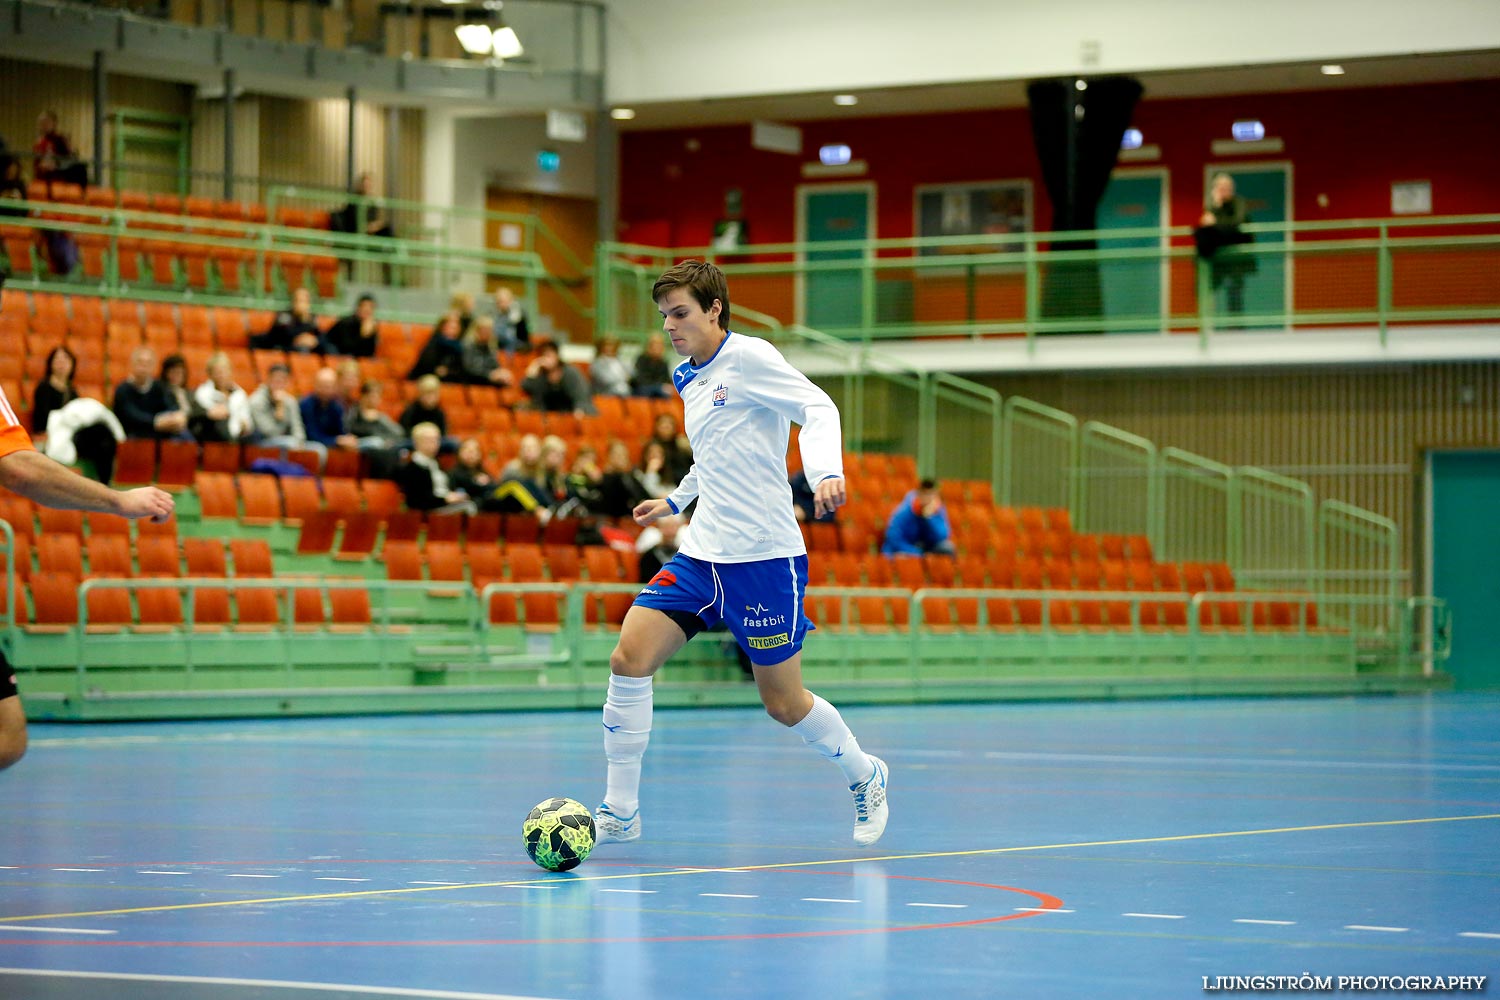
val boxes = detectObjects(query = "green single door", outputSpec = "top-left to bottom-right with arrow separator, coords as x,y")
1207,165 -> 1288,325
801,186 -> 871,334
1097,171 -> 1164,331
1429,450 -> 1500,690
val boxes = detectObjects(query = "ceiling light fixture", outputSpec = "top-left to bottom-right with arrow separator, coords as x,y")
1320,64 -> 1345,75
610,108 -> 636,121
832,94 -> 858,106
454,1 -> 522,60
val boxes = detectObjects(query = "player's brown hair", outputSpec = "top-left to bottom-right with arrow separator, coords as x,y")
652,259 -> 731,331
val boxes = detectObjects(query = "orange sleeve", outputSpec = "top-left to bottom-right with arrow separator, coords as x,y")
0,384 -> 35,459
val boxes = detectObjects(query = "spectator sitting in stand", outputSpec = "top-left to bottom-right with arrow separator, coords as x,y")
33,110 -> 87,187
594,439 -> 651,518
590,336 -> 632,397
458,316 -> 514,388
334,358 -> 363,412
395,422 -> 476,515
191,351 -> 254,443
565,444 -> 603,511
0,155 -> 27,217
253,288 -> 327,354
248,362 -> 324,460
158,354 -> 206,440
882,478 -> 956,557
521,340 -> 596,416
346,379 -> 405,477
631,331 -> 674,398
326,294 -> 379,358
300,367 -> 359,454
648,412 -> 693,483
485,432 -> 549,516
447,437 -> 493,500
399,374 -> 448,439
408,312 -> 464,381
32,345 -> 121,482
112,347 -> 189,441
488,286 -> 530,353
637,439 -> 677,499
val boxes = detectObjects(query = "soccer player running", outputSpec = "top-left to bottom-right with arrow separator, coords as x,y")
0,384 -> 174,771
594,260 -> 889,846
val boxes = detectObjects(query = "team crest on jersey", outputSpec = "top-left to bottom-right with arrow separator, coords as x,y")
712,384 -> 728,407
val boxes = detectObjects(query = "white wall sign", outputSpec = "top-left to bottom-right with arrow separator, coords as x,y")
752,120 -> 802,155
1391,180 -> 1432,215
546,109 -> 588,143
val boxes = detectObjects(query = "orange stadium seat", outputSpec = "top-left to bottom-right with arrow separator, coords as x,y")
229,539 -> 274,577
335,512 -> 381,560
138,535 -> 183,577
29,572 -> 80,630
329,588 -> 372,630
85,534 -> 132,577
232,588 -> 279,629
192,587 -> 232,629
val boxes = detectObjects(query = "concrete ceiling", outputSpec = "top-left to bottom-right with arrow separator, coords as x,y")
608,49 -> 1500,128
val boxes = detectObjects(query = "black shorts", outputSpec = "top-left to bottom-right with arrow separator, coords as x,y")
0,646 -> 16,700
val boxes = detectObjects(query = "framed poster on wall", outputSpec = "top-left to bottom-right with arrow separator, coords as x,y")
914,179 -> 1032,256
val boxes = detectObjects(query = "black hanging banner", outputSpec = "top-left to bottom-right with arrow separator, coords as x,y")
1027,75 -> 1144,332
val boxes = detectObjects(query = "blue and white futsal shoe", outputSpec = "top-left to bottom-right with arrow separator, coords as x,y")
850,755 -> 889,846
593,804 -> 641,843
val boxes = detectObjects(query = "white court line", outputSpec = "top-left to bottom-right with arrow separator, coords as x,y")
1015,907 -> 1074,914
0,866 -> 18,870
1123,913 -> 1185,920
51,868 -> 104,873
1345,925 -> 1408,933
225,874 -> 279,879
802,898 -> 860,904
0,926 -> 118,936
1235,919 -> 1296,926
315,878 -> 371,882
596,889 -> 655,895
138,871 -> 190,876
906,903 -> 967,909
1460,932 -> 1500,940
0,968 -> 568,999
505,885 -> 556,891
699,893 -> 758,899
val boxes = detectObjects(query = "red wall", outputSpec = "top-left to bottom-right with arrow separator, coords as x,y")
618,79 -> 1500,248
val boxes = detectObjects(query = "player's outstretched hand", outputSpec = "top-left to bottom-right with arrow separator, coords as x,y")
117,487 -> 176,523
633,498 -> 674,526
813,475 -> 847,519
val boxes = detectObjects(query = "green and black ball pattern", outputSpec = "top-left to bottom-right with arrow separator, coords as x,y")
523,797 -> 596,872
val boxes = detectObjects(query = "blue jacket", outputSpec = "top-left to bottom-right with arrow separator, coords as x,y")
882,490 -> 952,556
299,395 -> 346,447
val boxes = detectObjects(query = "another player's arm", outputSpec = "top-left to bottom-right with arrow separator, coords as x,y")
741,343 -> 847,518
0,450 -> 175,521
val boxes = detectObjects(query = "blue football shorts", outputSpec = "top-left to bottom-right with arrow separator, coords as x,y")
633,552 -> 816,666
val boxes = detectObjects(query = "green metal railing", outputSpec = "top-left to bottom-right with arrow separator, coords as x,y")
0,196 -> 586,326
13,578 -> 1450,691
597,213 -> 1500,346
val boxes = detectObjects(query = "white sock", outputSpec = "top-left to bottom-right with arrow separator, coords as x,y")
602,673 -> 653,816
792,693 -> 874,786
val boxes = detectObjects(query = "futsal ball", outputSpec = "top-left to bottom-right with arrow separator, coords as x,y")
522,797 -> 596,872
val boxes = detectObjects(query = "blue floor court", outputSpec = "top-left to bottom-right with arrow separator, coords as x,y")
2,694 -> 1498,999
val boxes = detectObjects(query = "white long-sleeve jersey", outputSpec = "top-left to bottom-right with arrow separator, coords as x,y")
664,331 -> 843,564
